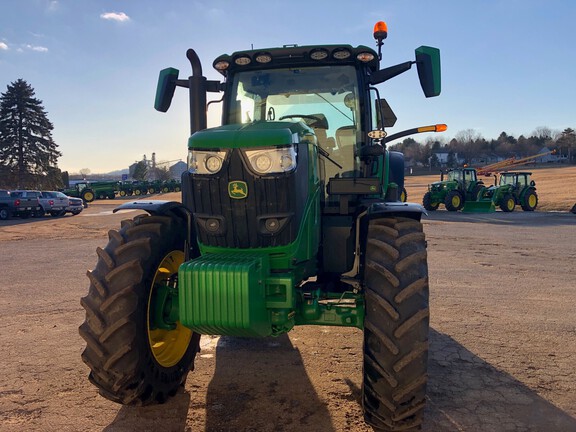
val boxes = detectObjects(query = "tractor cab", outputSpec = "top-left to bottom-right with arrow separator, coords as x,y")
499,171 -> 533,188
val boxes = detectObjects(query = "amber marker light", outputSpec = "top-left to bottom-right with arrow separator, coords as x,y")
417,124 -> 447,133
435,124 -> 448,132
373,21 -> 388,40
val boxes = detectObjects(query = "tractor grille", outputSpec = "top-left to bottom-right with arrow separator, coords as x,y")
182,147 -> 309,248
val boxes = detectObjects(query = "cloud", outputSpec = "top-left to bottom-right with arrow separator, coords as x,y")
100,12 -> 131,22
26,44 -> 48,52
0,42 -> 8,50
47,1 -> 59,12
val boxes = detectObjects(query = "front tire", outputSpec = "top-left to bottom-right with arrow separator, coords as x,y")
0,207 -> 11,220
500,194 -> 515,212
79,214 -> 200,405
362,217 -> 429,431
422,192 -> 439,211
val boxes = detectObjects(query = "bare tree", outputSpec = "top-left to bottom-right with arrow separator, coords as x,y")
79,168 -> 91,179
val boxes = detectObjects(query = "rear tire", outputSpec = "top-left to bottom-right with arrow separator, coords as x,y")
362,217 -> 429,431
82,190 -> 95,203
444,190 -> 463,211
400,187 -> 407,203
521,190 -> 538,211
79,214 -> 200,405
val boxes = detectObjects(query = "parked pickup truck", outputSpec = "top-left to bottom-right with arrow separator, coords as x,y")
39,191 -> 70,217
1,189 -> 42,220
65,196 -> 84,215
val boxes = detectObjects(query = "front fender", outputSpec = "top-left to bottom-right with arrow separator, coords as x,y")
367,201 -> 427,222
113,200 -> 198,258
113,200 -> 189,217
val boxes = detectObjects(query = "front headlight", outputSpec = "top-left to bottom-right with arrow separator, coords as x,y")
244,146 -> 297,175
188,149 -> 228,174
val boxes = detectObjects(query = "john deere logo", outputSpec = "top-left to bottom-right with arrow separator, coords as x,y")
228,181 -> 248,199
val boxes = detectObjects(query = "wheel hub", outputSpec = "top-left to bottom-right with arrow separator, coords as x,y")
147,250 -> 192,367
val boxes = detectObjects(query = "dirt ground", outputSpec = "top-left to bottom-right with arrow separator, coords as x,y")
1,186 -> 575,432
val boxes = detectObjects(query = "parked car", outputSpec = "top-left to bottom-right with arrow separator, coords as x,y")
0,189 -> 15,220
66,196 -> 84,215
39,191 -> 70,217
7,190 -> 42,219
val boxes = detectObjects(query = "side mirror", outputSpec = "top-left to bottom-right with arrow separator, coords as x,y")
154,67 -> 179,112
415,46 -> 441,98
378,99 -> 397,128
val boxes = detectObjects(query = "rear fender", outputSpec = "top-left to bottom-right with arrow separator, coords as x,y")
113,200 -> 199,258
353,202 -> 426,279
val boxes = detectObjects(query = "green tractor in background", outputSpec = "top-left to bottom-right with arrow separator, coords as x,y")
79,21 -> 445,431
423,167 -> 486,211
62,182 -> 96,203
481,171 -> 538,212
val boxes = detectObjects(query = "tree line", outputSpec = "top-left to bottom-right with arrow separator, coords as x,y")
1,79 -> 575,190
389,127 -> 576,169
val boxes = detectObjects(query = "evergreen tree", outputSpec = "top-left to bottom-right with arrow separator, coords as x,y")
557,128 -> 576,163
132,160 -> 148,181
0,79 -> 62,188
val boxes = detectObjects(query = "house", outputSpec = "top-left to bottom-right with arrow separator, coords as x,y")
431,151 -> 464,167
536,147 -> 567,163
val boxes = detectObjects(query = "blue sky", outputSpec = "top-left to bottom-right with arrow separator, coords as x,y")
1,0 -> 575,173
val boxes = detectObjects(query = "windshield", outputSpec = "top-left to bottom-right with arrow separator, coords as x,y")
447,170 -> 462,182
227,66 -> 361,176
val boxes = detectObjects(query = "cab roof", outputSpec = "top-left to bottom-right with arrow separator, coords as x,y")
212,44 -> 380,76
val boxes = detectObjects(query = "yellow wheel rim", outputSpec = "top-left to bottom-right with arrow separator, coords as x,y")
452,195 -> 461,207
147,250 -> 192,367
529,194 -> 537,208
507,199 -> 515,211
85,191 -> 94,201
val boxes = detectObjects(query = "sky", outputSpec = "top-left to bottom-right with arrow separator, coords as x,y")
1,0 -> 575,174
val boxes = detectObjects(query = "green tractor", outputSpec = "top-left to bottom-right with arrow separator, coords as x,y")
481,171 -> 538,212
62,182 -> 96,203
423,167 -> 487,211
117,181 -> 134,197
79,22 -> 444,431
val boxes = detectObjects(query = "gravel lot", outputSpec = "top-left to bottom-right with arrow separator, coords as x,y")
0,200 -> 575,431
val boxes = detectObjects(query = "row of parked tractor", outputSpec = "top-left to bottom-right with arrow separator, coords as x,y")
418,151 -> 564,213
62,179 -> 182,203
422,168 -> 538,213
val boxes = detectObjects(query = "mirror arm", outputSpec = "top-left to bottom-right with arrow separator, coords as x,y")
369,61 -> 414,85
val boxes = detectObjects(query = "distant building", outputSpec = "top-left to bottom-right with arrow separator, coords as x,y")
470,153 -> 506,167
536,147 -> 567,163
431,151 -> 464,167
128,158 -> 186,180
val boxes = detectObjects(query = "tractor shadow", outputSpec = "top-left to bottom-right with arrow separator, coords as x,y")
204,334 -> 336,431
103,390 -> 190,432
423,329 -> 576,431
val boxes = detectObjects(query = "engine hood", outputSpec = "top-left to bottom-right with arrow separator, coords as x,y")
188,121 -> 313,150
